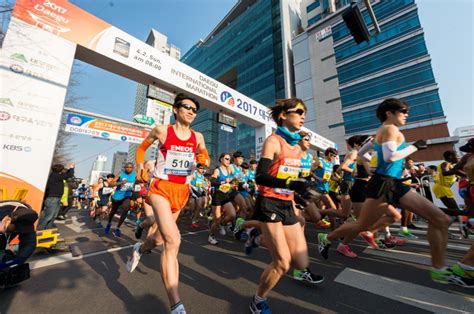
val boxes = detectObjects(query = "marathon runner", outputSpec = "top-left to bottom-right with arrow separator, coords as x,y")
130,93 -> 209,314
94,174 -> 115,228
188,163 -> 207,228
318,98 -> 452,283
249,98 -> 323,314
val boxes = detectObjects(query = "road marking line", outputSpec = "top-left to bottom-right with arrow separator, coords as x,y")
334,268 -> 474,313
363,248 -> 457,266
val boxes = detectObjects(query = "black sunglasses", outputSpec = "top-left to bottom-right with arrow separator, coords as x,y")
223,157 -> 230,161
178,104 -> 198,113
286,108 -> 305,116
396,109 -> 409,114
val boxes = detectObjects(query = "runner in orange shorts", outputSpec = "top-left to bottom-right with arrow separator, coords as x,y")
127,93 -> 209,314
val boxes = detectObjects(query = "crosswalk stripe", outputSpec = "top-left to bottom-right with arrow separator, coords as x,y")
363,247 -> 457,266
335,268 -> 474,313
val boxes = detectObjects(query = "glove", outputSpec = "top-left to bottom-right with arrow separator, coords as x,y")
136,168 -> 150,183
413,140 -> 427,150
286,178 -> 312,194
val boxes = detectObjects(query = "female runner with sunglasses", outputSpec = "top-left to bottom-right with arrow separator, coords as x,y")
132,93 -> 210,314
249,98 -> 323,314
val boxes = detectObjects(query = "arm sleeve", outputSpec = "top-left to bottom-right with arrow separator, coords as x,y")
196,148 -> 210,166
255,158 -> 287,188
382,141 -> 417,162
357,140 -> 374,163
136,138 -> 154,165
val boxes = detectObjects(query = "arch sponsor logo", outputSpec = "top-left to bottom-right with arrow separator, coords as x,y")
0,111 -> 11,120
10,64 -> 24,74
101,132 -> 110,138
70,116 -> 82,125
220,91 -> 235,107
3,144 -> 32,152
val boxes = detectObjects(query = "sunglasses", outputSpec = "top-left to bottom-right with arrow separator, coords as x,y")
396,109 -> 409,114
329,153 -> 338,158
178,104 -> 198,113
286,108 -> 305,115
223,157 -> 230,161
302,136 -> 311,142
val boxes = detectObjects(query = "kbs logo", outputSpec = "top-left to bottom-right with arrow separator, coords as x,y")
3,144 -> 32,152
220,91 -> 235,107
0,111 -> 11,120
171,145 -> 193,152
10,64 -> 24,74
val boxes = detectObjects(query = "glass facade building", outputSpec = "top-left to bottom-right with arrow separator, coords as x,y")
181,0 -> 286,162
294,0 -> 454,160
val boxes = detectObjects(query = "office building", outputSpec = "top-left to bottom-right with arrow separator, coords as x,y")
111,151 -> 128,174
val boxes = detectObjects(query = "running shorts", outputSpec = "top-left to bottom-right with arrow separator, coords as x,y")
212,190 -> 232,207
432,183 -> 454,199
365,173 -> 411,206
253,196 -> 298,226
328,191 -> 340,205
148,179 -> 190,213
339,181 -> 354,195
229,189 -> 239,200
349,179 -> 367,203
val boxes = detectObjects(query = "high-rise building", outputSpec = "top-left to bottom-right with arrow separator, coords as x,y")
293,0 -> 457,159
128,29 -> 181,163
89,155 -> 108,185
111,151 -> 128,175
181,0 -> 303,162
453,126 -> 474,155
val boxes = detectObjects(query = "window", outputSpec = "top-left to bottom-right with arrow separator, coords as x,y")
306,1 -> 320,13
308,14 -> 322,26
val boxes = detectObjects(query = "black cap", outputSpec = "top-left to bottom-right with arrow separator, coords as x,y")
460,138 -> 474,153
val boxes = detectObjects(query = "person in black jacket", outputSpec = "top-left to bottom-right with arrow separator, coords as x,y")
37,163 -> 75,230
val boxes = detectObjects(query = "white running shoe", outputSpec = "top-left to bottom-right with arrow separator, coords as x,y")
208,234 -> 218,245
126,242 -> 143,273
171,303 -> 186,314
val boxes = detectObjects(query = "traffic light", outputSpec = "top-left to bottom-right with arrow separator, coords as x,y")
342,3 -> 370,44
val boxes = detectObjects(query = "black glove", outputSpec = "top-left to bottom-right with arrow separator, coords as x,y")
287,178 -> 312,194
413,140 -> 427,150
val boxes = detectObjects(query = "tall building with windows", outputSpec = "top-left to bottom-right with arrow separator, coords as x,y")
111,151 -> 128,175
293,0 -> 456,159
181,0 -> 302,162
128,29 -> 180,163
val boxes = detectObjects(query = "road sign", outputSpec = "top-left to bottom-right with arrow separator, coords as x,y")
133,114 -> 155,125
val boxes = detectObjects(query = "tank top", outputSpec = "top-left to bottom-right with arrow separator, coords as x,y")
152,125 -> 198,184
342,162 -> 356,182
191,171 -> 206,188
355,163 -> 370,179
259,134 -> 302,201
300,152 -> 312,177
435,162 -> 456,187
113,170 -> 137,201
216,166 -> 233,193
373,141 -> 406,179
314,157 -> 333,192
247,169 -> 256,182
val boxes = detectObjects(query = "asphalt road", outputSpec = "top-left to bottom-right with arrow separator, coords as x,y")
1,208 -> 472,313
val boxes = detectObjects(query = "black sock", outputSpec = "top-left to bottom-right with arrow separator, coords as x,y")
170,301 -> 183,311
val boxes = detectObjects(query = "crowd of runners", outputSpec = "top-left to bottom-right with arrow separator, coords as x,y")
41,94 -> 474,313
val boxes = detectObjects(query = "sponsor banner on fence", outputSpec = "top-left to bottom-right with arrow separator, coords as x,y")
65,113 -> 149,144
0,17 -> 76,211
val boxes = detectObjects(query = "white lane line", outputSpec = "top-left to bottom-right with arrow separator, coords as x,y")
407,239 -> 470,252
363,248 -> 457,266
30,229 -> 209,270
335,268 -> 474,314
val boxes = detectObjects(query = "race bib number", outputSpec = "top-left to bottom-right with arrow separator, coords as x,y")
121,182 -> 133,192
301,170 -> 311,177
134,185 -> 142,192
432,172 -> 440,183
370,152 -> 378,168
219,183 -> 231,192
102,187 -> 113,195
164,150 -> 195,176
196,182 -> 203,188
275,165 -> 299,195
323,172 -> 331,180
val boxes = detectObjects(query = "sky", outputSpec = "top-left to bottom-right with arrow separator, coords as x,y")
5,0 -> 472,179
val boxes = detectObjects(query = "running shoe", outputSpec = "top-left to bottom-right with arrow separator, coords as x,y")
135,224 -> 144,240
225,224 -> 234,235
190,221 -> 200,229
375,239 -> 395,250
448,274 -> 474,288
337,243 -> 357,257
170,303 -> 186,314
126,242 -> 143,273
208,234 -> 218,245
317,221 -> 331,229
249,297 -> 271,314
219,224 -> 226,236
292,268 -> 324,284
245,228 -> 259,255
397,229 -> 418,239
408,223 -> 422,230
461,225 -> 469,239
430,267 -> 453,284
384,235 -> 406,246
447,231 -> 462,240
451,263 -> 474,280
234,217 -> 245,235
317,233 -> 331,259
104,223 -> 112,235
96,222 -> 104,228
113,228 -> 121,237
360,231 -> 379,249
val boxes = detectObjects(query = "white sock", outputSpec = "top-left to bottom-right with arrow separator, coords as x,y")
401,226 -> 408,232
254,294 -> 266,303
385,227 -> 391,237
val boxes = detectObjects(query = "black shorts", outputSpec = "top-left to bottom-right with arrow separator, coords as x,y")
229,189 -> 239,200
328,191 -> 340,205
350,179 -> 368,203
212,190 -> 232,206
253,196 -> 298,226
339,181 -> 354,195
365,174 -> 411,206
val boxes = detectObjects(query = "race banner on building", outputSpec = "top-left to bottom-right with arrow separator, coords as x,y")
65,113 -> 149,144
